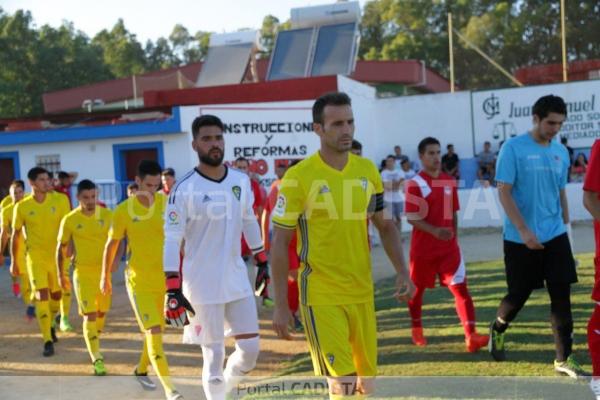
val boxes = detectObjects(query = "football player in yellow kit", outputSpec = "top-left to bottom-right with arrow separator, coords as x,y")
11,167 -> 70,356
101,160 -> 183,400
57,179 -> 112,375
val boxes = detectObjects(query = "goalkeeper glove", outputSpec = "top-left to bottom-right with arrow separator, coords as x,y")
164,275 -> 195,328
254,252 -> 270,296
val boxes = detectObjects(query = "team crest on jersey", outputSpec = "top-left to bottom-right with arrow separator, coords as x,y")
326,353 -> 335,365
319,185 -> 330,194
29,211 -> 35,216
144,314 -> 149,321
360,177 -> 369,191
444,186 -> 452,195
50,206 -> 56,214
232,186 -> 241,201
76,224 -> 83,230
202,194 -> 211,203
132,217 -> 140,223
98,219 -> 104,227
273,194 -> 286,217
195,325 -> 202,336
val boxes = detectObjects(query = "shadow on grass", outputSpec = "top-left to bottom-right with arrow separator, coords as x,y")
280,254 -> 596,377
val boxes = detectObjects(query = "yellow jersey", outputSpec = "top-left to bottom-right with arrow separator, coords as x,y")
1,200 -> 26,265
109,193 -> 166,293
13,192 -> 71,260
58,206 -> 113,272
1,195 -> 13,209
272,152 -> 384,306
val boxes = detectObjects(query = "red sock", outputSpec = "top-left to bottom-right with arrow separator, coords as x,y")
588,304 -> 600,377
287,278 -> 299,314
448,282 -> 476,336
408,286 -> 425,328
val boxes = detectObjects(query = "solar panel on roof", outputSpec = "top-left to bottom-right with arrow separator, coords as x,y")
267,22 -> 359,81
310,23 -> 357,77
196,43 -> 254,87
266,28 -> 314,81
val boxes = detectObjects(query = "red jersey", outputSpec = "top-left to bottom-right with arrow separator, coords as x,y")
584,140 -> 600,301
261,179 -> 299,270
54,184 -> 73,208
405,170 -> 459,259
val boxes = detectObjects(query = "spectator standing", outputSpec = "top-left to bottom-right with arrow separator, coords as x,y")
442,144 -> 460,180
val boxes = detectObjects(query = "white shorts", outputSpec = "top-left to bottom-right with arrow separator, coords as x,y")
183,295 -> 259,345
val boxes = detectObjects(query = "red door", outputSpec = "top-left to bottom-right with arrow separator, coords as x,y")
123,148 -> 158,181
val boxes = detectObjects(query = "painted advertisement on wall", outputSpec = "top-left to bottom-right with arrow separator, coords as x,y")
472,80 -> 600,154
180,102 -> 319,189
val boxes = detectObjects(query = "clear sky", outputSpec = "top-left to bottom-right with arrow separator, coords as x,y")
1,0 -> 367,44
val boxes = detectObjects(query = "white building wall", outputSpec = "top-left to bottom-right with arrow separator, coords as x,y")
374,91 -> 473,161
2,132 -> 190,188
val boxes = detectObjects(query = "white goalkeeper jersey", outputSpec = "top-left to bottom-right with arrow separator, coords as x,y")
163,166 -> 264,305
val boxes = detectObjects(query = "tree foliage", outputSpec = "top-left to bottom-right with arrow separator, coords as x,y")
359,0 -> 600,89
0,3 -> 598,118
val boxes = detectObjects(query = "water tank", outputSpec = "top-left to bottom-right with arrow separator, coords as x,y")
290,1 -> 361,29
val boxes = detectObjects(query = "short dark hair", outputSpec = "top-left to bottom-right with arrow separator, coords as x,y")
10,180 -> 25,190
27,166 -> 49,181
386,154 -> 395,160
191,114 -> 224,138
418,137 -> 441,154
351,139 -> 362,151
532,95 -> 567,120
560,136 -> 568,144
161,168 -> 175,177
77,179 -> 96,194
137,160 -> 162,179
235,157 -> 248,164
312,92 -> 351,124
447,144 -> 454,149
58,171 -> 70,180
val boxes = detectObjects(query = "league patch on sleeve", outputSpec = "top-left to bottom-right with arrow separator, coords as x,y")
273,194 -> 287,218
167,210 -> 179,225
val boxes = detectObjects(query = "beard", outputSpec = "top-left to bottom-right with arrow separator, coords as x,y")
198,148 -> 224,167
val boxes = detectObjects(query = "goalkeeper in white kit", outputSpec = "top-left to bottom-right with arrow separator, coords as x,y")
163,115 -> 268,400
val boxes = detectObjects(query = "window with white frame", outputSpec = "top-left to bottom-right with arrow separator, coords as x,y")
35,154 -> 61,175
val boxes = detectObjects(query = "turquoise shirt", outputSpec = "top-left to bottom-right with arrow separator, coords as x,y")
495,132 -> 569,243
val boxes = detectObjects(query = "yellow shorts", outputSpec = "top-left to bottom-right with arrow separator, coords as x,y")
73,269 -> 111,315
300,301 -> 377,377
126,280 -> 164,332
26,255 -> 60,293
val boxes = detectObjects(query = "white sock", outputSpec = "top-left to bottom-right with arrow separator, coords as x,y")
224,336 -> 259,394
201,343 -> 226,400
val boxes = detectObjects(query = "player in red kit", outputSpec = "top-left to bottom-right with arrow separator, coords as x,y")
405,137 -> 488,352
262,160 -> 302,330
585,140 -> 600,399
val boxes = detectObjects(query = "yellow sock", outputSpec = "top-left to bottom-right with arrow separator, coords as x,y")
137,336 -> 151,374
330,394 -> 361,400
83,319 -> 101,362
49,298 -> 60,319
36,300 -> 52,342
146,332 -> 175,394
60,289 -> 71,319
96,314 -> 106,333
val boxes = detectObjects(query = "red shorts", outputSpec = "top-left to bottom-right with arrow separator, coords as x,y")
410,249 -> 465,289
592,256 -> 600,302
288,245 -> 299,271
